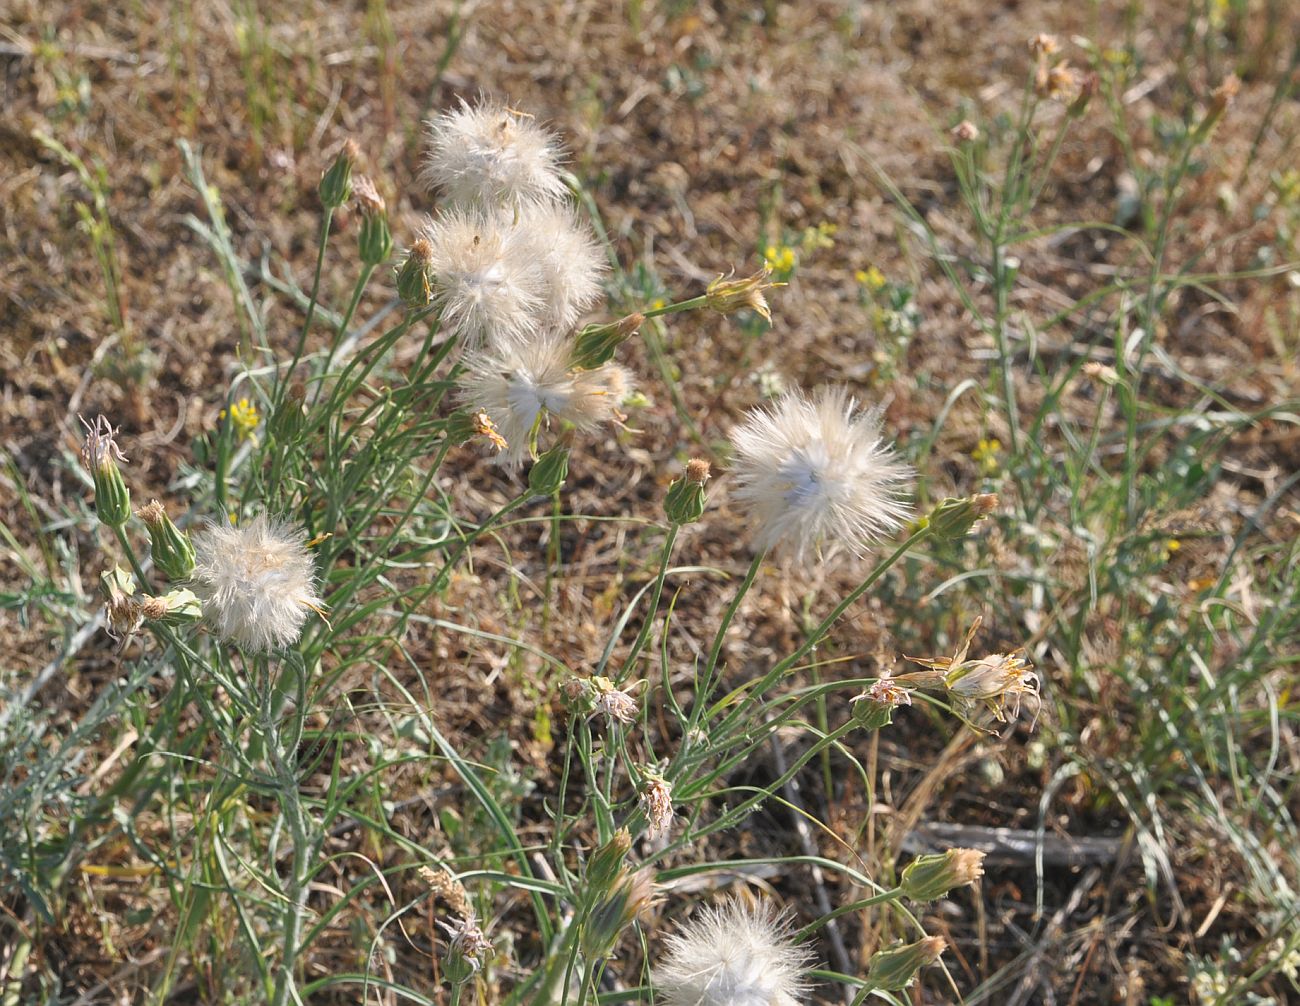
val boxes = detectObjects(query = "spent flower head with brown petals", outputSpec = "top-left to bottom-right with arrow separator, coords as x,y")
728,386 -> 913,562
639,771 -> 674,838
190,514 -> 323,652
655,899 -> 813,1006
459,334 -> 628,467
907,616 -> 1039,723
422,98 -> 567,210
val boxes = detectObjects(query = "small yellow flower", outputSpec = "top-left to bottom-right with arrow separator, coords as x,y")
856,266 -> 887,292
763,243 -> 797,273
971,437 -> 1002,475
800,221 -> 837,251
219,397 -> 260,444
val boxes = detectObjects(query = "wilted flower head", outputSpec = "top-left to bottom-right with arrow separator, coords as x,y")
423,98 -> 567,209
421,209 -> 544,348
460,334 -> 628,467
592,675 -> 639,724
639,771 -> 674,839
438,912 -> 493,986
850,673 -> 912,730
728,386 -> 913,562
191,514 -> 323,652
516,203 -> 607,331
655,899 -> 812,1006
908,616 -> 1039,723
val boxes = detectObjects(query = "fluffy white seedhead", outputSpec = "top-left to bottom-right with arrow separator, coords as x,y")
460,335 -> 628,467
728,386 -> 913,563
191,514 -> 321,652
515,203 -> 607,331
422,98 -> 568,210
655,899 -> 812,1006
422,210 -> 545,349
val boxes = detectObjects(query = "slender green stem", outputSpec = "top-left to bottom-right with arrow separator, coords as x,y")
277,207 -> 335,415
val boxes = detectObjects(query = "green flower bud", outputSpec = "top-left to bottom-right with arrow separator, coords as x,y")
528,446 -> 569,496
925,494 -> 998,541
579,867 -> 655,962
899,848 -> 985,902
865,936 -> 946,991
319,139 -> 358,210
359,212 -> 393,266
585,829 -> 632,893
664,458 -> 710,525
395,238 -> 435,309
79,415 -> 131,527
137,500 -> 196,580
570,313 -> 644,370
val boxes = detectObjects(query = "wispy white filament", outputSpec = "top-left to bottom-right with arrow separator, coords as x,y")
191,514 -> 321,652
654,899 -> 812,1006
728,386 -> 913,562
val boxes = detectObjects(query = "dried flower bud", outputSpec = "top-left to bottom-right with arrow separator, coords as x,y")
907,617 -> 1040,723
685,458 -> 711,484
571,313 -> 645,370
866,936 -> 946,991
528,445 -> 569,496
1028,33 -> 1059,56
1068,71 -> 1100,116
1044,62 -> 1081,100
851,674 -> 912,730
592,675 -> 639,724
79,414 -> 131,527
951,120 -> 980,142
137,499 -> 196,580
706,266 -> 778,322
319,138 -> 358,209
395,238 -> 436,309
352,175 -> 385,215
1082,361 -> 1120,386
101,565 -> 143,643
1199,73 -> 1242,137
141,587 -> 203,627
900,848 -> 986,901
639,772 -> 674,838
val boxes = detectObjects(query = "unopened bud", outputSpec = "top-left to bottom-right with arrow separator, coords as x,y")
571,313 -> 644,370
586,829 -> 632,892
355,177 -> 393,266
79,414 -> 131,527
706,267 -> 778,322
900,848 -> 986,901
137,499 -> 196,580
528,445 -> 569,496
866,936 -> 946,991
319,139 -> 358,209
580,867 -> 656,962
926,494 -> 999,541
395,238 -> 436,309
664,459 -> 710,525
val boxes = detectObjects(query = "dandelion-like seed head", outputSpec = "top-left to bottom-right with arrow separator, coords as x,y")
423,98 -> 567,209
421,210 -> 544,349
655,899 -> 812,1006
728,387 -> 913,562
460,335 -> 628,467
190,514 -> 322,652
516,203 -> 608,331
